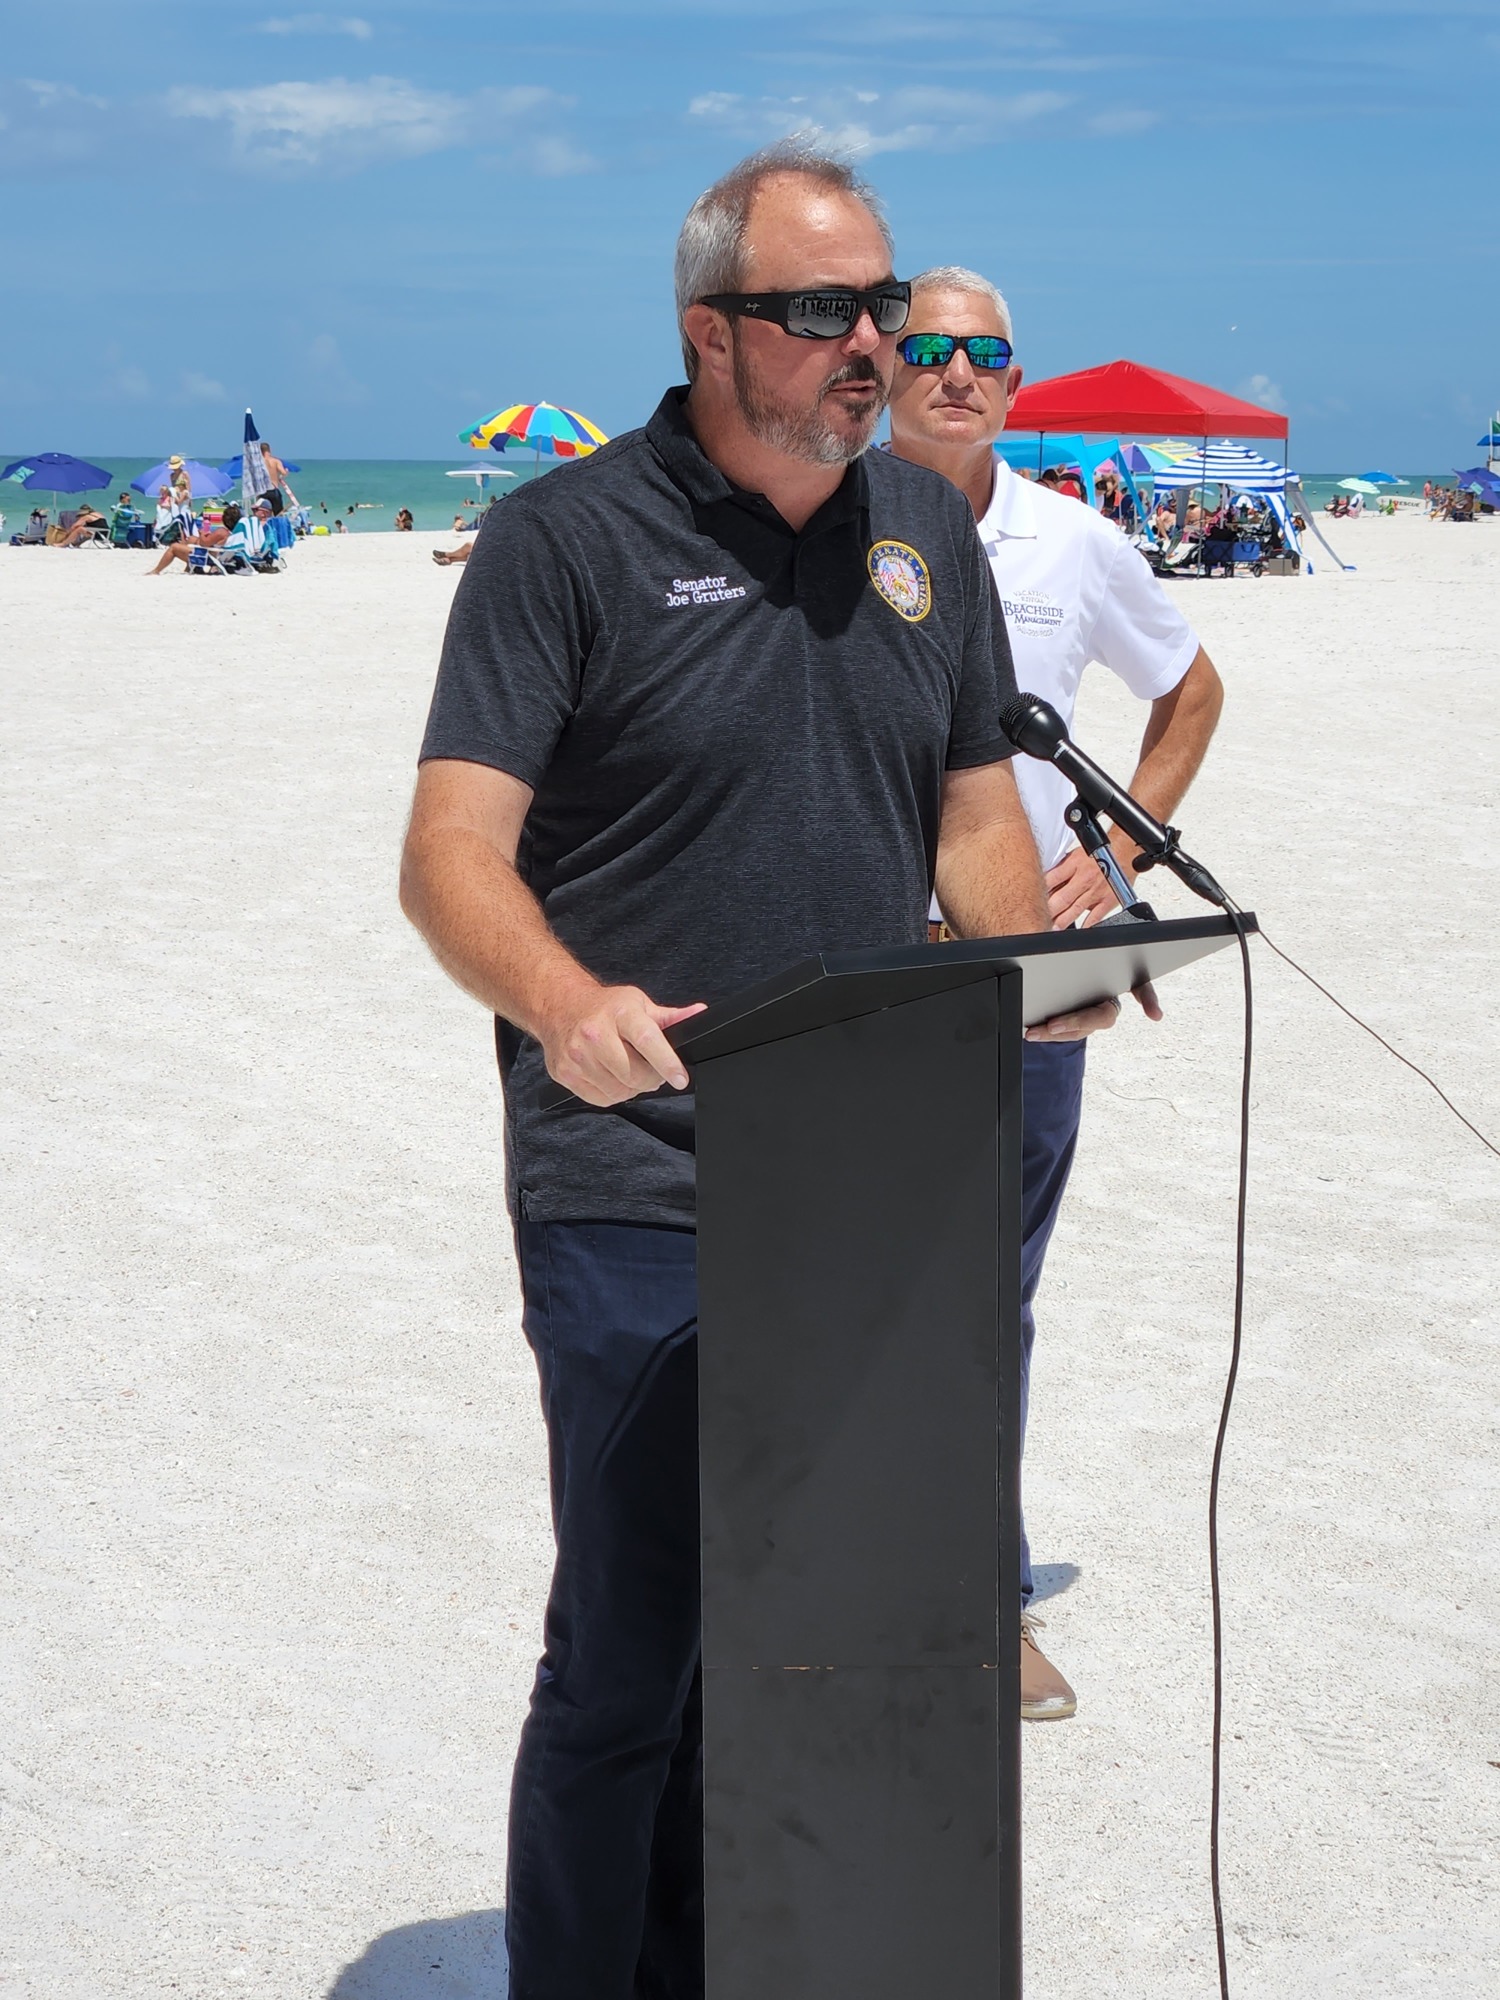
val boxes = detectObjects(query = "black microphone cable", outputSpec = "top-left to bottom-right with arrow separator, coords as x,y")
1002,692 -> 1500,1999
1202,903 -> 1496,2000
1208,900 -> 1253,2000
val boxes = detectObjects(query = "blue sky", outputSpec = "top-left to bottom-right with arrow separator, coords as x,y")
3,0 -> 1496,469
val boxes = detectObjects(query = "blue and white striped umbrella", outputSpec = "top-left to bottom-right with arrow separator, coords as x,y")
1150,439 -> 1292,492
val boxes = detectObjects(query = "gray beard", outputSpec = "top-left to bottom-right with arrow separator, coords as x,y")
731,336 -> 887,466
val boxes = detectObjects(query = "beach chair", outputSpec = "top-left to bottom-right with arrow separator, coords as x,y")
188,543 -> 236,576
109,506 -> 151,551
1144,534 -> 1202,577
188,517 -> 285,576
9,508 -> 49,546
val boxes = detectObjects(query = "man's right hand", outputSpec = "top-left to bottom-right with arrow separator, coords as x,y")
542,986 -> 708,1107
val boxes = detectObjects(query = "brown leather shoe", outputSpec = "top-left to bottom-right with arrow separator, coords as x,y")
1020,1611 -> 1077,1721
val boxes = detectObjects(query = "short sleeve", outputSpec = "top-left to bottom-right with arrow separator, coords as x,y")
419,499 -> 597,786
1086,539 -> 1199,701
945,513 -> 1018,770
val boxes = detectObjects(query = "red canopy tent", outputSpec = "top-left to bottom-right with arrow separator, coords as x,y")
1008,359 -> 1288,441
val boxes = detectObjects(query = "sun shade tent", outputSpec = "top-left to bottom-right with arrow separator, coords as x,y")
1007,360 -> 1289,441
1148,440 -> 1313,570
1155,441 -> 1293,493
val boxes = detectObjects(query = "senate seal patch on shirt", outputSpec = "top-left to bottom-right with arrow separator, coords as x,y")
867,539 -> 932,623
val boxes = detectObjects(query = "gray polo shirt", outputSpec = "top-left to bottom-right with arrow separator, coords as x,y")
420,388 -> 1018,1226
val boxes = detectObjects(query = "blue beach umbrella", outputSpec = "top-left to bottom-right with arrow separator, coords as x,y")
130,457 -> 234,499
1357,470 -> 1406,485
3,452 -> 114,508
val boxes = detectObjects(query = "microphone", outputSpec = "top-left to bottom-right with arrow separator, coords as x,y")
1000,693 -> 1229,909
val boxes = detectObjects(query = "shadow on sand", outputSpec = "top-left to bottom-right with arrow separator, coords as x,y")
1028,1561 -> 1080,1603
327,1909 -> 508,1999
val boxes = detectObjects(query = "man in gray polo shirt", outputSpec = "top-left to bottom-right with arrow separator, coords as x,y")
401,143 -> 1123,2000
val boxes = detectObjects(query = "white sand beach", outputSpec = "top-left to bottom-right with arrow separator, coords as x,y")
2,515 -> 1497,1998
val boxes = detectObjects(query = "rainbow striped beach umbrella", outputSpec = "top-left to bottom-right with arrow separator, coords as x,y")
460,400 -> 609,465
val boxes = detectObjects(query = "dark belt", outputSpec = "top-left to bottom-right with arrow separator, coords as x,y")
927,920 -> 952,945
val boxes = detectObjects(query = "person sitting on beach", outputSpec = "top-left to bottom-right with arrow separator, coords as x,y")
110,494 -> 147,548
395,507 -> 414,532
216,499 -> 276,568
432,540 -> 473,567
52,502 -> 109,547
148,503 -> 239,574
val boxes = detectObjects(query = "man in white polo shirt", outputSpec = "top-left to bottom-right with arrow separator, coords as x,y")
889,266 -> 1224,1722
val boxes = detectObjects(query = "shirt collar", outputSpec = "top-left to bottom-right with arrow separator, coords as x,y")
976,454 -> 1037,548
646,386 -> 869,537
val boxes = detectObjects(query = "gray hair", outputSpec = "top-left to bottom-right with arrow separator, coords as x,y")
908,264 -> 1014,342
674,138 -> 895,382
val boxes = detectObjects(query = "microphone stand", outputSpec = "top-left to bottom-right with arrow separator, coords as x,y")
1064,796 -> 1158,921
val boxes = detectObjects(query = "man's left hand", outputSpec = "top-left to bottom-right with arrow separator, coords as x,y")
1045,843 -> 1131,929
1025,978 -> 1163,1043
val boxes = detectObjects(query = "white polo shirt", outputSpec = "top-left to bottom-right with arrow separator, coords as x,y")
980,460 -> 1199,871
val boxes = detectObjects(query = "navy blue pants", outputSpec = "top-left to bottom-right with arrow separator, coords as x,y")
1018,1037 -> 1088,1603
506,1219 -> 704,2000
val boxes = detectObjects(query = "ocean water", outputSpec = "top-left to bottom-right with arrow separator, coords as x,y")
0,451 -> 1457,533
0,455 -> 552,534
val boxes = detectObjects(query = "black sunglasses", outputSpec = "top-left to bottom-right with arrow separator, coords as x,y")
699,283 -> 912,340
898,333 -> 1014,371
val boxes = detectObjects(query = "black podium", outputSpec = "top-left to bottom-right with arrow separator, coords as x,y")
682,917 -> 1251,2000
540,914 -> 1251,1996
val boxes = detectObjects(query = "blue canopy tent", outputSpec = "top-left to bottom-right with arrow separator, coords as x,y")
993,431 -> 1155,539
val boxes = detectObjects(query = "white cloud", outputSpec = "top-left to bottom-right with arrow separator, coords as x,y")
687,86 -> 1070,156
528,134 -> 597,176
1088,107 -> 1159,137
182,371 -> 227,403
166,75 -> 580,173
258,14 -> 374,36
0,78 -> 115,173
167,76 -> 466,168
1237,374 -> 1287,412
23,79 -> 108,111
